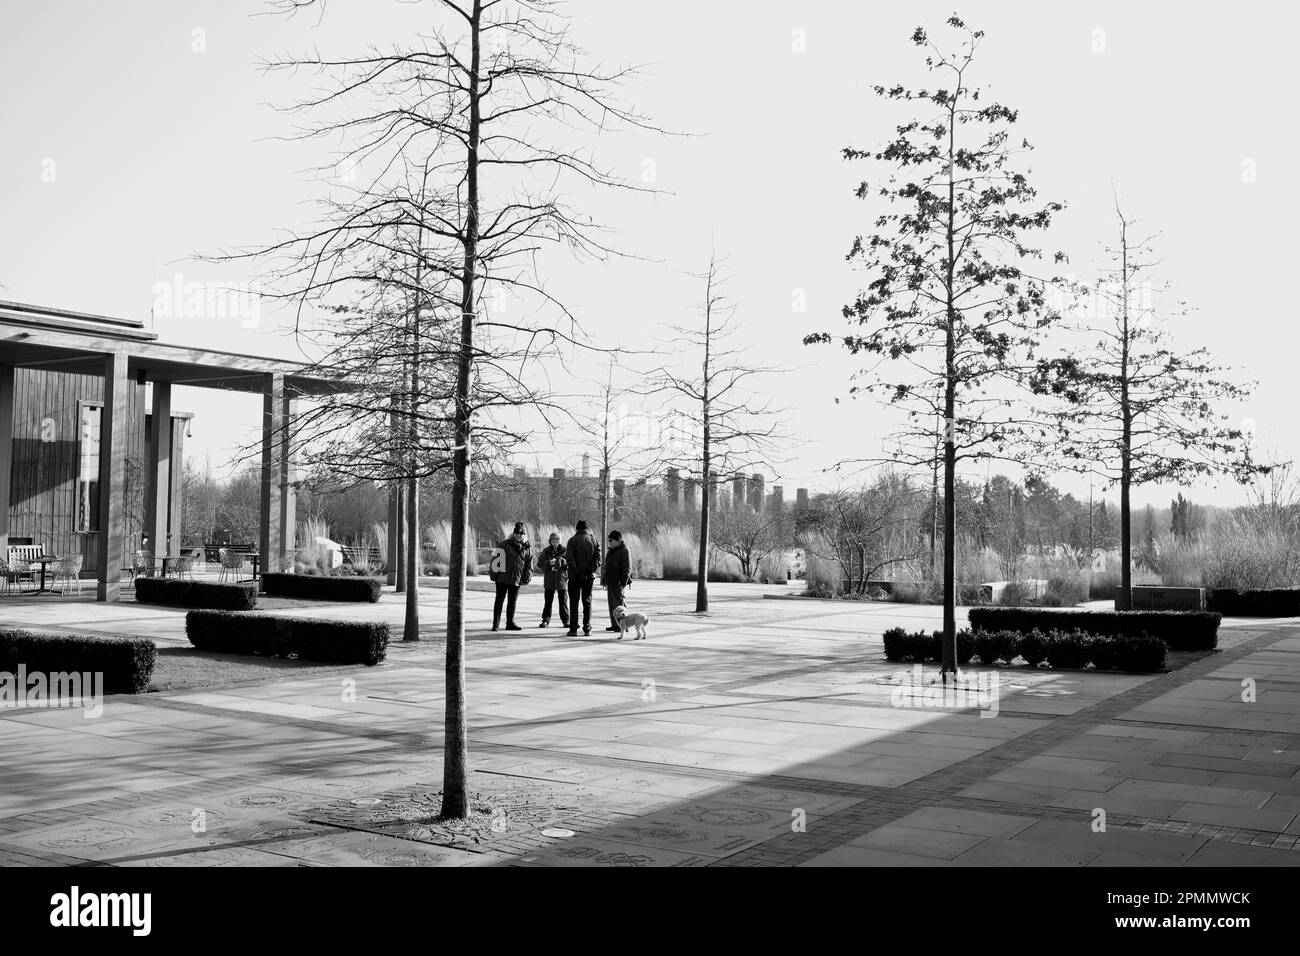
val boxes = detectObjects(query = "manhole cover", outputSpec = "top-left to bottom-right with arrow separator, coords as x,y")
350,798 -> 382,807
541,828 -> 575,838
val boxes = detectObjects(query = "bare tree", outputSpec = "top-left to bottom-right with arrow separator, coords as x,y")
643,253 -> 785,613
1031,197 -> 1259,609
799,474 -> 926,594
588,358 -> 653,547
239,0 -> 661,819
710,504 -> 788,582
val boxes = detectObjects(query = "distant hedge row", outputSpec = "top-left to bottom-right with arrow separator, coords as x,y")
883,626 -> 1166,673
0,629 -> 156,694
185,610 -> 388,665
260,573 -> 383,603
136,577 -> 258,610
968,607 -> 1219,651
1205,588 -> 1300,617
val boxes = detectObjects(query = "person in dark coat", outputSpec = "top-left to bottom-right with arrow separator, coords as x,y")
602,529 -> 632,632
491,522 -> 532,631
536,532 -> 569,628
564,520 -> 601,636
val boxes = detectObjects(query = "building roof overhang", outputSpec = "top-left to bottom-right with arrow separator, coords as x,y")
0,300 -> 346,396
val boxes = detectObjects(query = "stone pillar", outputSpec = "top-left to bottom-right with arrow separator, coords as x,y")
259,373 -> 285,577
665,468 -> 680,507
0,365 -> 13,553
279,390 -> 297,570
386,483 -> 399,585
145,380 -> 172,561
96,352 -> 129,601
611,478 -> 625,521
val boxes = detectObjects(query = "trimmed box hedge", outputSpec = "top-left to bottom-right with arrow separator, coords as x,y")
261,572 -> 383,603
136,577 -> 258,610
1206,588 -> 1300,617
185,610 -> 388,665
882,625 -> 1167,673
0,628 -> 156,694
968,607 -> 1220,651
881,628 -> 975,666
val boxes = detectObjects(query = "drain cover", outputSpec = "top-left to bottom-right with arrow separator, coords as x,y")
541,828 -> 575,838
350,798 -> 382,807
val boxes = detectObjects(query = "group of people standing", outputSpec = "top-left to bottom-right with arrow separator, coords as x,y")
489,520 -> 632,637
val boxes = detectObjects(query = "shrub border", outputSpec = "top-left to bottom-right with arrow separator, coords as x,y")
0,628 -> 156,694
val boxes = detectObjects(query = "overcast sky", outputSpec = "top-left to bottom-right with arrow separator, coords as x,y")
2,0 -> 1293,507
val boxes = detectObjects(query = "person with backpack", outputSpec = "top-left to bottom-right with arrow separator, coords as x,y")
564,520 -> 601,637
536,531 -> 569,629
490,522 -> 532,631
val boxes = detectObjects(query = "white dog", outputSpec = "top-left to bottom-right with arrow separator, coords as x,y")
612,605 -> 649,640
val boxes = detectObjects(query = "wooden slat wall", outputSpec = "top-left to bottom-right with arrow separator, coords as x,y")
6,370 -> 187,575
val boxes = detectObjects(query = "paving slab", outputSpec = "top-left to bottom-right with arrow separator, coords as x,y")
3,583 -> 1300,867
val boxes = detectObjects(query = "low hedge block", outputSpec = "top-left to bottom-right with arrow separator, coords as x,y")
261,573 -> 383,603
1206,588 -> 1300,617
883,627 -> 908,662
1017,629 -> 1050,666
975,630 -> 1019,666
882,625 -> 1167,673
1045,630 -> 1091,670
136,577 -> 257,610
185,611 -> 388,665
0,628 -> 156,694
880,628 -> 973,664
1111,635 -> 1168,673
969,607 -> 1219,651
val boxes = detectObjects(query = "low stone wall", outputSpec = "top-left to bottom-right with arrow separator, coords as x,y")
1126,585 -> 1205,611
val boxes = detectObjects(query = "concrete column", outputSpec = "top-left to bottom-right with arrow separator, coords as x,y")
145,380 -> 172,561
386,483 -> 399,586
278,391 -> 297,570
259,373 -> 285,576
0,365 -> 13,553
96,352 -> 129,601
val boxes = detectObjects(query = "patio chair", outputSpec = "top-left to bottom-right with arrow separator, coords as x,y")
218,547 -> 247,583
53,555 -> 83,596
129,550 -> 154,583
4,555 -> 36,593
170,552 -> 196,580
0,558 -> 12,596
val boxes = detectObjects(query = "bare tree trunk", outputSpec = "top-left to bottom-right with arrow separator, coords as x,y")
441,0 -> 481,821
941,102 -> 959,680
1117,219 -> 1133,612
695,430 -> 710,612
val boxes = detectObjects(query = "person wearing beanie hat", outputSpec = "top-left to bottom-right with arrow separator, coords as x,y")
563,519 -> 601,636
536,531 -> 569,628
602,529 -> 632,631
490,522 -> 532,631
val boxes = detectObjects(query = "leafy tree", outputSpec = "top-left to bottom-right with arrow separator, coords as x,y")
806,17 -> 1066,675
